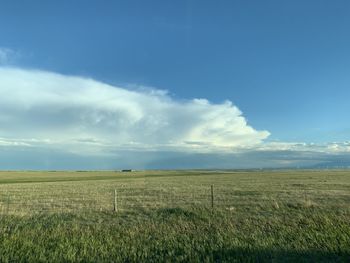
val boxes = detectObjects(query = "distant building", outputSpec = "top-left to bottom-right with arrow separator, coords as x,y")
121,169 -> 132,172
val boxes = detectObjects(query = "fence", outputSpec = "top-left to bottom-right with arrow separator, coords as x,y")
0,185 -> 220,215
0,183 -> 349,216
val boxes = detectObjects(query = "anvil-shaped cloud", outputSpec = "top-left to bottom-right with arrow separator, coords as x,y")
0,67 -> 270,155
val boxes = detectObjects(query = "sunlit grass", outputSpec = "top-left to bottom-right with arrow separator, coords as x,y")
0,170 -> 349,261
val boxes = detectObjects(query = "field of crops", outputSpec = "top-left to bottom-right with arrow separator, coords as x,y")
0,170 -> 349,262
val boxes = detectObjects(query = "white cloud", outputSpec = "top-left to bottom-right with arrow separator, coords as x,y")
0,67 -> 270,155
0,48 -> 18,65
1,66 -> 350,169
251,141 -> 350,153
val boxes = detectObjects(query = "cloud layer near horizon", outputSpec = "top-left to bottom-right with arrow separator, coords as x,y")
1,66 -> 350,169
0,67 -> 270,155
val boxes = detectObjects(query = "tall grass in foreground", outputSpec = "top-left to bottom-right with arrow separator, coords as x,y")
0,207 -> 349,262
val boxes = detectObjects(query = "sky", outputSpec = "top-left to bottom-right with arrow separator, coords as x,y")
0,0 -> 350,169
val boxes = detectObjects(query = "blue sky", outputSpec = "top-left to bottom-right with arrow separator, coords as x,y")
0,0 -> 350,169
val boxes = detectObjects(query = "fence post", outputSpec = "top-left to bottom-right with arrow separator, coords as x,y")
211,185 -> 214,210
114,189 -> 118,213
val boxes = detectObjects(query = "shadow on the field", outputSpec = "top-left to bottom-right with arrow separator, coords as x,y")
212,247 -> 350,262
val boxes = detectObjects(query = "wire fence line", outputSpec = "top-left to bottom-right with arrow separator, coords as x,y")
0,185 -> 218,215
0,183 -> 349,216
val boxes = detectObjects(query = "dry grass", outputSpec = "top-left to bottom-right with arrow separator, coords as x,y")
0,170 -> 349,216
0,170 -> 349,262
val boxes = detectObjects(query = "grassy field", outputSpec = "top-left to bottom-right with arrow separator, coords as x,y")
0,170 -> 349,262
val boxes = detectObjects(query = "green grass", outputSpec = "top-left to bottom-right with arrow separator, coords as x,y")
0,170 -> 349,262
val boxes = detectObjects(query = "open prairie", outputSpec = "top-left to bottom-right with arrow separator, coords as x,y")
0,170 -> 349,262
